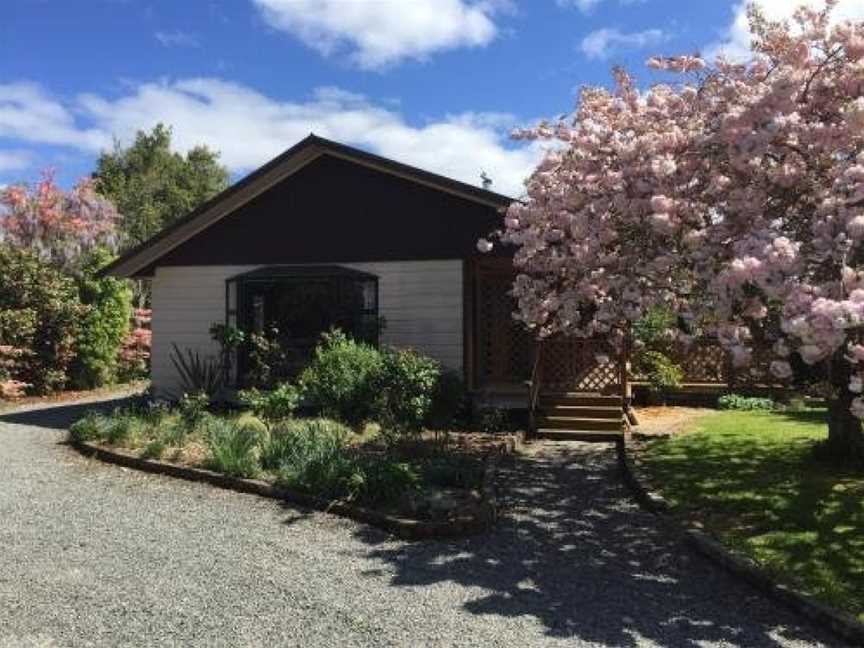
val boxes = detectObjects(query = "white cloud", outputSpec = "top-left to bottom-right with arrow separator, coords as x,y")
1,79 -> 542,196
154,30 -> 200,48
580,27 -> 668,60
251,0 -> 500,69
0,149 -> 31,173
706,0 -> 864,62
557,0 -> 645,14
0,82 -> 108,151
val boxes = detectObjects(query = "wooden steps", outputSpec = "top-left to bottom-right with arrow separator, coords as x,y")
533,392 -> 626,441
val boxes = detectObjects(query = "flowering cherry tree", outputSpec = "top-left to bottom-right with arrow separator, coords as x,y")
0,170 -> 119,271
483,1 -> 864,459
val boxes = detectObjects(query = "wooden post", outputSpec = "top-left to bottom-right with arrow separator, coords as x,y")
620,326 -> 631,406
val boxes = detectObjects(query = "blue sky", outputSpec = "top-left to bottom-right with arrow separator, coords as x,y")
3,0 -> 858,196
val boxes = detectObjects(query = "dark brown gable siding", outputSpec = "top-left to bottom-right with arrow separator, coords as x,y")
147,154 -> 507,270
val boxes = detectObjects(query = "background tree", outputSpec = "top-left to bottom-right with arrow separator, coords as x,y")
0,246 -> 83,393
71,248 -> 132,389
485,2 -> 864,461
0,172 -> 131,394
0,171 -> 119,272
93,123 -> 229,250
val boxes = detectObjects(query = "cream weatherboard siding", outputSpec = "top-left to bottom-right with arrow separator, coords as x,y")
150,261 -> 464,397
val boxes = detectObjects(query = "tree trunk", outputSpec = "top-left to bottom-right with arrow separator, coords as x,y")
826,352 -> 864,463
827,394 -> 864,463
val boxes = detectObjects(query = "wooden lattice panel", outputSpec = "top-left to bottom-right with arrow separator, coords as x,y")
476,270 -> 532,385
541,337 -> 621,393
474,261 -> 621,392
677,342 -> 727,383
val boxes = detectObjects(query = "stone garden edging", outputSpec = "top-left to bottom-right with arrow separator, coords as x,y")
616,439 -> 864,647
70,431 -> 525,542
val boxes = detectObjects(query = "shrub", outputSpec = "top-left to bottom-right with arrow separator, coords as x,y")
169,344 -> 223,400
245,326 -> 291,389
351,459 -> 421,506
267,418 -> 418,503
426,370 -> 468,430
69,412 -> 109,443
68,409 -> 143,445
634,350 -> 683,393
260,418 -> 349,472
140,438 -> 166,459
298,329 -> 383,427
204,419 -> 260,478
118,309 -> 151,382
177,391 -> 211,433
372,347 -> 440,440
0,245 -> 83,393
718,394 -> 775,411
70,248 -> 132,389
238,383 -> 300,428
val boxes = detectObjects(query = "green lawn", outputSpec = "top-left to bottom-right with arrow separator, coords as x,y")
639,409 -> 864,621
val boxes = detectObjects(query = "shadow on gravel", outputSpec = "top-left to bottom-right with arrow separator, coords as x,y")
353,443 -> 836,647
0,397 -> 134,431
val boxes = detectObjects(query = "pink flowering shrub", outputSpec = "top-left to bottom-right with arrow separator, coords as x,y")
117,308 -> 152,382
0,170 -> 119,272
486,1 -> 864,456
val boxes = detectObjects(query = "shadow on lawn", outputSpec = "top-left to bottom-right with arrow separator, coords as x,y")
639,410 -> 863,625
351,443 -> 837,647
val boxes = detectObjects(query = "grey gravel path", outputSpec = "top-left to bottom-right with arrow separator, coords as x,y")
0,397 -> 844,647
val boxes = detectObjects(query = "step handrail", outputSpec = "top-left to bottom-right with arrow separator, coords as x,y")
525,341 -> 543,435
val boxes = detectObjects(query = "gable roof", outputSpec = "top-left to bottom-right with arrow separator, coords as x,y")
102,134 -> 514,278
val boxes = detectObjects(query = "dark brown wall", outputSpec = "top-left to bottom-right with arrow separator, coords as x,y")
149,155 -> 509,269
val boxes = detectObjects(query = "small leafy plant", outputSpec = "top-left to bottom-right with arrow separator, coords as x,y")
169,344 -> 223,400
178,391 -> 211,434
634,350 -> 683,393
238,383 -> 300,429
204,419 -> 260,478
718,393 -> 775,411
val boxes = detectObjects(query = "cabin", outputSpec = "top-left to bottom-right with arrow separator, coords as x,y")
105,135 -> 634,439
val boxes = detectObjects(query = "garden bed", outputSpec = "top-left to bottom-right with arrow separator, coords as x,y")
67,402 -> 519,539
632,408 -> 864,624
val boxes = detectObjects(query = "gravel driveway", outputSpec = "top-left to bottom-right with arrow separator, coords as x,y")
0,397 -> 844,647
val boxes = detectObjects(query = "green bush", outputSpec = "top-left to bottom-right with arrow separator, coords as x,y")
718,394 -> 775,411
0,245 -> 83,393
177,391 -> 211,433
238,383 -> 300,428
267,418 -> 418,504
373,347 -> 440,440
68,409 -> 143,445
351,459 -> 421,506
68,412 -> 109,443
70,248 -> 132,389
261,418 -> 349,472
204,419 -> 260,478
140,438 -> 167,459
426,370 -> 468,429
634,350 -> 684,393
298,329 -> 383,427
